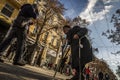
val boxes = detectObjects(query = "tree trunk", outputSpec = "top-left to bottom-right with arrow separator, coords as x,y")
30,19 -> 46,65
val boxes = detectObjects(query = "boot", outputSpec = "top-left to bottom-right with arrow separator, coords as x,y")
13,59 -> 26,66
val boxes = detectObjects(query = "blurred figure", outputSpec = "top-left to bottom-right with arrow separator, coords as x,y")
85,66 -> 91,80
98,71 -> 104,80
59,57 -> 67,74
104,73 -> 110,80
0,3 -> 38,66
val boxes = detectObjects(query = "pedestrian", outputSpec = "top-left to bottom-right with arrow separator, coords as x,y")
0,3 -> 38,66
59,57 -> 67,74
63,25 -> 93,80
66,64 -> 71,76
104,73 -> 110,80
85,66 -> 91,80
98,71 -> 104,80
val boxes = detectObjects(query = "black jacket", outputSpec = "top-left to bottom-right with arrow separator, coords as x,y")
66,26 -> 93,69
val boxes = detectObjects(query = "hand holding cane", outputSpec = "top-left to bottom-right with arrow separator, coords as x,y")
79,37 -> 84,80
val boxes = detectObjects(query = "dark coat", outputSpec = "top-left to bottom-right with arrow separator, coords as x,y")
98,72 -> 104,79
13,4 -> 37,28
66,26 -> 93,70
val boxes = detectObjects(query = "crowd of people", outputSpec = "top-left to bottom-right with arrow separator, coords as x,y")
82,66 -> 110,80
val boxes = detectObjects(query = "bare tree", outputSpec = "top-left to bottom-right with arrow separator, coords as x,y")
116,65 -> 120,78
35,0 -> 65,45
30,0 -> 66,65
102,9 -> 120,54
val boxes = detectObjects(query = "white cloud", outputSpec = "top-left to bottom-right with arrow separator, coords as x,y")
79,0 -> 113,22
79,0 -> 97,22
65,9 -> 75,18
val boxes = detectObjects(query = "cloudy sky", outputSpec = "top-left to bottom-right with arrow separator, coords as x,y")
60,0 -> 120,76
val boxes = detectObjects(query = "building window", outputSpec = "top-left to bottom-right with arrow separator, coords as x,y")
1,4 -> 14,17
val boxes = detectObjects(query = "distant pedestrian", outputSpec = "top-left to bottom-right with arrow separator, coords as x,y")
98,71 -> 104,80
104,73 -> 110,80
59,57 -> 67,74
85,66 -> 91,80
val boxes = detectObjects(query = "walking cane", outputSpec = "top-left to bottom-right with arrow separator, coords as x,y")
52,41 -> 68,80
79,37 -> 83,80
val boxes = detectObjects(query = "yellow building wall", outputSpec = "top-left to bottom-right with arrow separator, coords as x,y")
27,0 -> 34,4
0,0 -> 20,23
0,0 -> 6,10
0,0 -> 34,23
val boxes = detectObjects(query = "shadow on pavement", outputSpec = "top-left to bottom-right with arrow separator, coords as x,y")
0,62 -> 53,80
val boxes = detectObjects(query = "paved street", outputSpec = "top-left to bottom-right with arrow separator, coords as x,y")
0,62 -> 71,80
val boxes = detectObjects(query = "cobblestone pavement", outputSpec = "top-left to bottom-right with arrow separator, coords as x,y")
0,62 -> 71,80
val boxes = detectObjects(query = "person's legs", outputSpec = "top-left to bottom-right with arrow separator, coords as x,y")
86,74 -> 89,80
0,27 -> 15,53
79,63 -> 85,80
0,27 -> 15,62
13,28 -> 26,65
99,78 -> 102,80
70,45 -> 80,80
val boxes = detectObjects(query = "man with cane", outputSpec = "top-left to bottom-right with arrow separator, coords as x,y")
63,25 -> 93,80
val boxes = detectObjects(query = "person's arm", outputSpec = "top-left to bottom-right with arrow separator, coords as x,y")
72,26 -> 88,39
77,27 -> 88,38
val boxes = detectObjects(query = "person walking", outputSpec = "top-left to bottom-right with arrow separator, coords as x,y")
0,3 -> 38,66
85,66 -> 91,80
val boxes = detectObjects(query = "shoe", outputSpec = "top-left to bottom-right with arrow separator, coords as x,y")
13,60 -> 26,66
0,58 -> 4,63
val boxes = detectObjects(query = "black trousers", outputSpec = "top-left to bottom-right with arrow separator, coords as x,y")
0,25 -> 26,62
71,44 -> 93,80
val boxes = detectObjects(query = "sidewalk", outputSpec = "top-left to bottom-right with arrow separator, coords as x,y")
24,65 -> 71,80
2,61 -> 71,80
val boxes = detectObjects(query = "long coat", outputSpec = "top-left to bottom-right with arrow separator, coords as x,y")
66,26 -> 93,71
